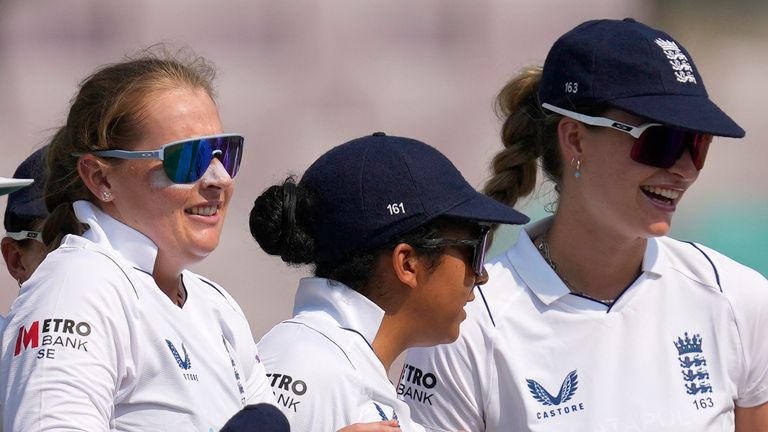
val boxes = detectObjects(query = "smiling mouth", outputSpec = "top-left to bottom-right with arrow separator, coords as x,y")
186,205 -> 219,216
641,185 -> 681,205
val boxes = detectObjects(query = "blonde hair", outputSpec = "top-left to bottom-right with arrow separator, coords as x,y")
42,46 -> 217,250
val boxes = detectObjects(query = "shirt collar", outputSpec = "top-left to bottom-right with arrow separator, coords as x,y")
73,200 -> 158,273
508,217 -> 663,306
292,277 -> 385,346
641,237 -> 663,277
508,217 -> 570,305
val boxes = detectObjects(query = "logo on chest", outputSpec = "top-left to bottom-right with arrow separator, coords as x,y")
267,372 -> 307,413
166,338 -> 198,381
674,332 -> 713,395
526,370 -> 585,420
373,402 -> 399,422
397,363 -> 437,406
674,332 -> 716,410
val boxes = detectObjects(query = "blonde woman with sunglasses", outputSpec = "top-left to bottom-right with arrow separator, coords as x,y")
402,18 -> 768,431
0,49 -> 274,430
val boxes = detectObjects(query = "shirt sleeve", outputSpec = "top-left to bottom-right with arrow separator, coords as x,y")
1,248 -> 133,431
229,304 -> 275,406
718,252 -> 768,407
196,272 -> 276,407
245,345 -> 276,405
401,313 -> 493,432
258,322 -> 368,431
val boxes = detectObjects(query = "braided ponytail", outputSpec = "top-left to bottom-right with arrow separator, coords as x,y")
484,66 -> 563,206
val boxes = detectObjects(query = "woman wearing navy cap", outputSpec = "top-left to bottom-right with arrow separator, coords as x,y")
2,146 -> 50,290
403,18 -> 768,431
1,147 -> 50,340
250,132 -> 529,431
1,173 -> 35,331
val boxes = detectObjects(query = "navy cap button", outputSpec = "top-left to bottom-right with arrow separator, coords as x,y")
372,132 -> 386,137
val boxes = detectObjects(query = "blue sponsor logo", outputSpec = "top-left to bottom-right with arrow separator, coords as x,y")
373,402 -> 398,421
527,370 -> 578,406
526,370 -> 585,420
166,338 -> 198,381
166,339 -> 191,370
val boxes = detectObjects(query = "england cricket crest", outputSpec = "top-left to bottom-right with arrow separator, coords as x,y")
655,38 -> 697,84
674,332 -> 713,396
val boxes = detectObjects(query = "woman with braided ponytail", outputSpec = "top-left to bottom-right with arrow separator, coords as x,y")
250,132 -> 528,431
403,19 -> 768,431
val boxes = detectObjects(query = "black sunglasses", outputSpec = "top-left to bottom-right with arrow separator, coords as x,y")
412,225 -> 491,276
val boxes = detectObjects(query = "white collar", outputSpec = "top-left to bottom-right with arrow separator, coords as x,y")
510,216 -> 662,306
73,200 -> 158,274
292,277 -> 385,346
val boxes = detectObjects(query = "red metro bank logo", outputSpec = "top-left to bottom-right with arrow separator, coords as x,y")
14,318 -> 92,359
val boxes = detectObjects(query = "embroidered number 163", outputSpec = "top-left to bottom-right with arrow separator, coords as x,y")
387,203 -> 405,215
693,397 -> 714,410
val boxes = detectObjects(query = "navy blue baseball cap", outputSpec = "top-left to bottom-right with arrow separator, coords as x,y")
539,18 -> 744,138
220,403 -> 290,432
4,146 -> 49,234
301,132 -> 530,263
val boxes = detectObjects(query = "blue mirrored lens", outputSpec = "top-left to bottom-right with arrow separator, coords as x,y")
163,136 -> 243,183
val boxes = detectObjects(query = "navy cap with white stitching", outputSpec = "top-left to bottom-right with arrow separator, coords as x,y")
301,133 -> 530,263
539,18 -> 744,138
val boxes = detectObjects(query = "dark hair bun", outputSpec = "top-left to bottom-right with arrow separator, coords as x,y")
249,177 -> 315,264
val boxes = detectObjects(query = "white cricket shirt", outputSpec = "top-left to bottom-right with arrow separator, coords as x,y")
0,201 -> 273,431
402,218 -> 768,432
258,277 -> 426,432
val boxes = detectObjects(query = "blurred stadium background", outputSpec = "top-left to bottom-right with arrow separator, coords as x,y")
1,0 -> 766,340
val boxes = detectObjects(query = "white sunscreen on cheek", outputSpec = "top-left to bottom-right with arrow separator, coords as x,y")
148,169 -> 196,191
147,160 -> 232,190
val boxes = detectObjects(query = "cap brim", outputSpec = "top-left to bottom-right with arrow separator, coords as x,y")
0,177 -> 33,196
609,95 -> 745,138
442,193 -> 529,226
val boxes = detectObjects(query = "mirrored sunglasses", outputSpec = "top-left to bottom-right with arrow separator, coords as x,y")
542,103 -> 712,170
78,134 -> 244,183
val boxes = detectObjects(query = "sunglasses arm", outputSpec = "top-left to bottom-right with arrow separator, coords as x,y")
72,149 -> 165,161
541,103 -> 660,139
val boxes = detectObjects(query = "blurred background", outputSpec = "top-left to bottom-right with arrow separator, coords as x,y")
1,0 -> 766,341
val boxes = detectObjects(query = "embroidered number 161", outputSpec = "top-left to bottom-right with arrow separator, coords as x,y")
387,203 -> 405,215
